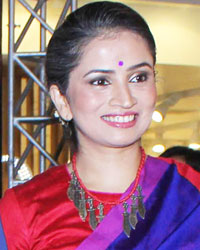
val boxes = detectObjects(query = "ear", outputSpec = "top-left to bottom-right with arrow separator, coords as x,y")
49,85 -> 73,121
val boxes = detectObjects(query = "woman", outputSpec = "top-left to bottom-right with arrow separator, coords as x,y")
0,1 -> 200,249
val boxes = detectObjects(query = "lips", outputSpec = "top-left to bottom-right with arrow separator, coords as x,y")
101,113 -> 137,128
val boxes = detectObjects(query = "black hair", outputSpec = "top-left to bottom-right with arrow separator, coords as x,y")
46,1 -> 156,94
160,146 -> 200,172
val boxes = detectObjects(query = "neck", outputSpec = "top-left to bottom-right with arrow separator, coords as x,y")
74,141 -> 143,193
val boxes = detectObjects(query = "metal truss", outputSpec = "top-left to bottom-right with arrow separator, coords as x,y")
8,0 -> 77,188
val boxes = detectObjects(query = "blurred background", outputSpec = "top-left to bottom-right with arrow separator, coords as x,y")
1,0 -> 200,194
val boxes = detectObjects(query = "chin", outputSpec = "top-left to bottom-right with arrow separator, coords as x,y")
105,137 -> 141,149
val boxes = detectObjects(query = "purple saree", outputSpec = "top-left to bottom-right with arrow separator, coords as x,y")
77,156 -> 200,250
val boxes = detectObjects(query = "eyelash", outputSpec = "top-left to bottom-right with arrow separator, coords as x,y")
129,72 -> 149,83
89,78 -> 110,86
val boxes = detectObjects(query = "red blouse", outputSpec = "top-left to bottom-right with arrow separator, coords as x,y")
0,165 -> 121,249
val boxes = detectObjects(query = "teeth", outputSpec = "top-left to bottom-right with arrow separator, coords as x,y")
124,116 -> 129,122
103,115 -> 135,123
110,117 -> 114,122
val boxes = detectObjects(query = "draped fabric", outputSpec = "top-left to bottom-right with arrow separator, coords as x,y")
77,157 -> 200,250
0,156 -> 199,249
0,218 -> 7,250
106,159 -> 200,250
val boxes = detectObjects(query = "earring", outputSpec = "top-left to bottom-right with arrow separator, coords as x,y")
54,110 -> 68,125
59,117 -> 67,126
54,110 -> 72,138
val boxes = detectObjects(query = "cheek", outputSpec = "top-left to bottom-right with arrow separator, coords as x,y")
69,88 -> 105,115
145,85 -> 157,109
137,85 -> 157,111
151,87 -> 157,108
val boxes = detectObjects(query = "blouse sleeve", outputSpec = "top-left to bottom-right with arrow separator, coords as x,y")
0,188 -> 30,249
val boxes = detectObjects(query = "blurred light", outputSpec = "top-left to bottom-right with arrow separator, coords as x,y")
153,93 -> 182,122
188,143 -> 200,150
1,155 -> 9,162
152,144 -> 165,153
1,155 -> 33,181
17,164 -> 32,181
152,111 -> 163,123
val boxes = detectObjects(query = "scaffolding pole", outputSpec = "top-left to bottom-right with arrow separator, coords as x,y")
7,0 -> 77,188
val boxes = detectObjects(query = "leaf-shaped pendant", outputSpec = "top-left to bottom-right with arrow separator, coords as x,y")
67,172 -> 77,201
88,198 -> 98,230
97,203 -> 104,223
123,202 -> 131,238
138,199 -> 146,219
129,195 -> 138,229
79,189 -> 87,221
74,187 -> 81,209
137,185 -> 146,219
67,182 -> 75,201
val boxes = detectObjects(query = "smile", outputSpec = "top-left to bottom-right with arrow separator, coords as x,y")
102,115 -> 135,123
101,113 -> 137,128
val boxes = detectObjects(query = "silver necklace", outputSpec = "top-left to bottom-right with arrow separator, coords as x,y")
67,171 -> 146,237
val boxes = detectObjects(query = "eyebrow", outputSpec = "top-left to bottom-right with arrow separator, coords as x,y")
83,69 -> 115,77
127,62 -> 153,71
83,62 -> 153,78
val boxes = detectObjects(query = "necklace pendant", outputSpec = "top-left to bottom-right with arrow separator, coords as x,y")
67,172 -> 76,201
129,194 -> 138,229
97,203 -> 104,223
137,185 -> 146,219
74,186 -> 81,209
123,202 -> 131,238
73,177 -> 81,209
88,197 -> 98,230
79,189 -> 87,221
67,172 -> 77,201
67,182 -> 74,201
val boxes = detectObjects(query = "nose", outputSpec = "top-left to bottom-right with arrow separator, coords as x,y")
109,83 -> 136,109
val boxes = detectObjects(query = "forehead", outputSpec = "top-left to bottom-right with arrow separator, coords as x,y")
78,30 -> 153,69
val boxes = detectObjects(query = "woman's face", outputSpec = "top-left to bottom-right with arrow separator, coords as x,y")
66,30 -> 156,149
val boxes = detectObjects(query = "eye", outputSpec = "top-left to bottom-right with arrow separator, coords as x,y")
129,72 -> 148,83
89,78 -> 110,86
